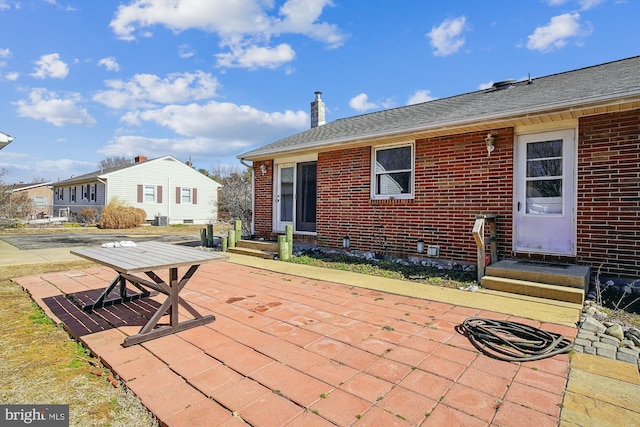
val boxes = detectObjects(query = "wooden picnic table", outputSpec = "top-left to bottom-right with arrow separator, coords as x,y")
71,241 -> 227,347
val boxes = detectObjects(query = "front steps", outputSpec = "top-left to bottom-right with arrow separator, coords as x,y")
481,259 -> 590,304
227,240 -> 278,259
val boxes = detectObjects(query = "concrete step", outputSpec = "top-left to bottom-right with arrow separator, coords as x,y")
486,259 -> 590,290
481,276 -> 585,304
227,246 -> 277,260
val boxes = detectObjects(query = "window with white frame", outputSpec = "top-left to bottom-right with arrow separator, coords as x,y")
144,185 -> 156,202
90,184 -> 97,201
70,186 -> 76,202
181,187 -> 192,204
371,143 -> 414,199
32,196 -> 46,206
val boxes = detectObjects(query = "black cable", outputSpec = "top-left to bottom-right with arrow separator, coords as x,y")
460,317 -> 573,362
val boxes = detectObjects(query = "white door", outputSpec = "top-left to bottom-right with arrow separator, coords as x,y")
275,164 -> 295,231
514,129 -> 576,255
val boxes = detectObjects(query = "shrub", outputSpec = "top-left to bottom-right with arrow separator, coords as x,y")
77,207 -> 98,224
99,197 -> 147,229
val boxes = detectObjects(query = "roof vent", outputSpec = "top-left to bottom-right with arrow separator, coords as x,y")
491,79 -> 516,91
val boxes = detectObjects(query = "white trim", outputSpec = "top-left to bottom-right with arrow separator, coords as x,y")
370,142 -> 415,200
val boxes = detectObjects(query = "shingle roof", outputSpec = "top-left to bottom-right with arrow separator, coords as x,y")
53,156 -> 169,186
239,56 -> 640,160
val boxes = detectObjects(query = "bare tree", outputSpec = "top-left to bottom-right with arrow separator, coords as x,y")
211,165 -> 252,236
98,155 -> 132,170
0,168 -> 34,225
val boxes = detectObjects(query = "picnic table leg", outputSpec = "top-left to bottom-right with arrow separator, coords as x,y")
122,264 -> 214,347
81,274 -> 151,312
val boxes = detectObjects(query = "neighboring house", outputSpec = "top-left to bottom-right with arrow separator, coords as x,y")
52,155 -> 221,225
0,131 -> 13,150
238,56 -> 640,279
6,181 -> 54,219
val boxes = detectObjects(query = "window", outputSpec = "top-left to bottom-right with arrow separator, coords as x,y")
181,187 -> 192,204
90,184 -> 97,201
82,185 -> 88,200
32,196 -> 46,206
70,187 -> 76,202
372,143 -> 414,199
144,185 -> 156,202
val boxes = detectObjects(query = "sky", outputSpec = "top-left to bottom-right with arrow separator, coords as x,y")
0,0 -> 638,184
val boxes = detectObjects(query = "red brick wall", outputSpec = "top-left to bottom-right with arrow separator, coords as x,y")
253,160 -> 273,237
577,109 -> 640,278
316,128 -> 515,263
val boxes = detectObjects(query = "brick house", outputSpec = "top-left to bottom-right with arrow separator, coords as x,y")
6,181 -> 54,219
238,57 -> 640,279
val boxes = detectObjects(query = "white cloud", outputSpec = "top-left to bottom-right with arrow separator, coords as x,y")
93,71 -> 220,109
428,16 -> 467,57
104,101 -> 308,158
0,48 -> 10,67
579,0 -> 605,10
98,56 -> 120,72
4,71 -> 19,81
527,13 -> 586,52
215,43 -> 295,69
272,0 -> 345,48
30,53 -> 69,79
407,90 -> 434,105
178,44 -> 195,59
0,1 -> 12,11
15,88 -> 96,127
349,93 -> 378,112
109,0 -> 345,70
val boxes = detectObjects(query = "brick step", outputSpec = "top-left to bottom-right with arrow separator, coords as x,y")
481,276 -> 584,304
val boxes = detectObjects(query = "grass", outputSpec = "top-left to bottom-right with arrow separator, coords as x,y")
0,260 -> 158,427
0,223 -> 231,426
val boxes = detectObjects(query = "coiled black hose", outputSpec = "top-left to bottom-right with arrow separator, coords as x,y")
460,317 -> 573,362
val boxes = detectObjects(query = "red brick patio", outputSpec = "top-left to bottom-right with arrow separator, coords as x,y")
14,261 -> 576,426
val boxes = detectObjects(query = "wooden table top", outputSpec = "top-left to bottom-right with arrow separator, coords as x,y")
71,241 -> 227,274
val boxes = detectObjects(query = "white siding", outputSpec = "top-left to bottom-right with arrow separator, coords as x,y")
105,157 -> 220,224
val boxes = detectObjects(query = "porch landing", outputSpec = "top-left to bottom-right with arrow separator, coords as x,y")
482,259 -> 590,304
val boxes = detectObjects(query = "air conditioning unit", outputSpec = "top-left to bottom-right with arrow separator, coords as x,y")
156,216 -> 169,226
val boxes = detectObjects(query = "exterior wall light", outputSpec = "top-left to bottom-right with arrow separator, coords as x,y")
343,235 -> 350,249
260,164 -> 268,175
417,239 -> 425,253
485,133 -> 496,156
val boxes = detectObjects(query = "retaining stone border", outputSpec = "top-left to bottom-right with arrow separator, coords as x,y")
575,301 -> 640,371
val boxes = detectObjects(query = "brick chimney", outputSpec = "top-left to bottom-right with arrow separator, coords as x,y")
135,155 -> 147,163
310,91 -> 325,128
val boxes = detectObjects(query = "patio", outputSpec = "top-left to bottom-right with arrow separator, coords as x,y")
15,258 -> 577,427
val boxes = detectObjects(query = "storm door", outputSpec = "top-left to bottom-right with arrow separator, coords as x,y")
514,129 -> 576,255
275,162 -> 317,233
